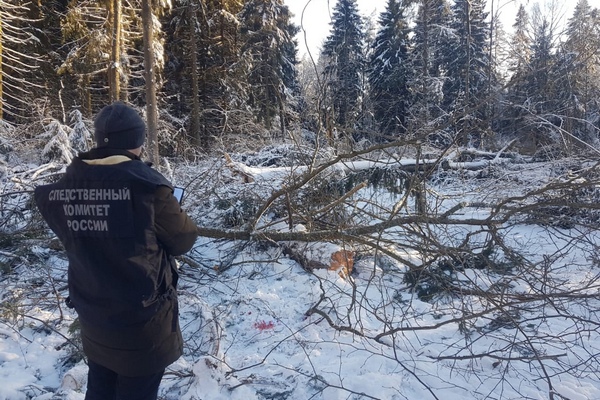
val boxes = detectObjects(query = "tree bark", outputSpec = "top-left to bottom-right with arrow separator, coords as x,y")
189,4 -> 200,146
0,13 -> 3,120
108,0 -> 122,102
141,0 -> 159,166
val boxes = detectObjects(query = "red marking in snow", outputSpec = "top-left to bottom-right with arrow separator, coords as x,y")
253,320 -> 275,331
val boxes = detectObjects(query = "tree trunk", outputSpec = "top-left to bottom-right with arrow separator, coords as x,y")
279,91 -> 285,137
0,13 -> 3,120
189,4 -> 200,146
84,74 -> 91,116
461,0 -> 472,146
108,0 -> 122,102
142,0 -> 159,166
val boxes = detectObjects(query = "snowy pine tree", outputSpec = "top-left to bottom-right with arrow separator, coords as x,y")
528,18 -> 554,116
321,0 -> 366,136
410,0 -> 452,139
501,5 -> 532,138
240,0 -> 300,136
163,0 -> 245,148
554,0 -> 600,143
368,0 -> 412,138
442,0 -> 491,146
516,9 -> 559,150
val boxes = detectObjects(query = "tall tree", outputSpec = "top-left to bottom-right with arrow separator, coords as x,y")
57,1 -> 169,117
442,0 -> 492,146
108,0 -> 123,102
239,0 -> 299,136
163,0 -> 245,149
502,4 -> 532,138
0,0 -> 47,121
554,0 -> 600,143
321,0 -> 366,136
529,17 -> 554,116
59,1 -> 140,114
488,0 -> 510,85
368,0 -> 412,137
142,0 -> 159,165
410,0 -> 452,137
32,0 -> 69,118
280,14 -> 302,130
507,5 -> 532,77
517,10 -> 558,150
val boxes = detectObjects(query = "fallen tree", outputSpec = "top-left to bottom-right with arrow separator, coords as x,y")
3,133 -> 600,400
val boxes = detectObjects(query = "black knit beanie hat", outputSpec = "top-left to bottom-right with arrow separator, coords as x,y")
94,102 -> 146,149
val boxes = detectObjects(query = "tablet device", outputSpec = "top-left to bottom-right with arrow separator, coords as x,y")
173,187 -> 184,204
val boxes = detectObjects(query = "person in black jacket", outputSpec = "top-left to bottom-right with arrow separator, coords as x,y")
34,102 -> 199,400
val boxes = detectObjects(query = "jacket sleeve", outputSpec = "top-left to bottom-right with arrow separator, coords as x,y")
154,185 -> 199,256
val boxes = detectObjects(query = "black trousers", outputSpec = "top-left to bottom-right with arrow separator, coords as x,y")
84,359 -> 165,400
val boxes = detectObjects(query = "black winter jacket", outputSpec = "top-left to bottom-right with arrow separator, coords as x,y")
34,148 -> 198,376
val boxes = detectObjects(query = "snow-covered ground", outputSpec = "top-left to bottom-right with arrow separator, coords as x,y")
1,143 -> 599,400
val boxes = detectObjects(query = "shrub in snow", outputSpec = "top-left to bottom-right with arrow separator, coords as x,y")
0,117 -> 13,133
68,109 -> 92,154
0,120 -> 15,164
236,144 -> 314,167
216,197 -> 260,228
0,137 -> 14,156
532,171 -> 600,228
532,144 -> 566,162
41,120 -> 74,164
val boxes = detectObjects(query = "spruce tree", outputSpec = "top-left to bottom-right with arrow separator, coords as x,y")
0,0 -> 48,121
554,0 -> 600,143
321,0 -> 366,135
281,17 -> 302,128
442,0 -> 491,146
368,0 -> 412,138
507,5 -> 531,79
59,0 -> 166,115
502,5 -> 532,138
163,0 -> 244,148
239,0 -> 300,136
410,0 -> 452,138
528,18 -> 554,116
520,13 -> 557,150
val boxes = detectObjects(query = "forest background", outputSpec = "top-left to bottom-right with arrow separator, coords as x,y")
1,0 -> 600,399
0,0 -> 599,159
